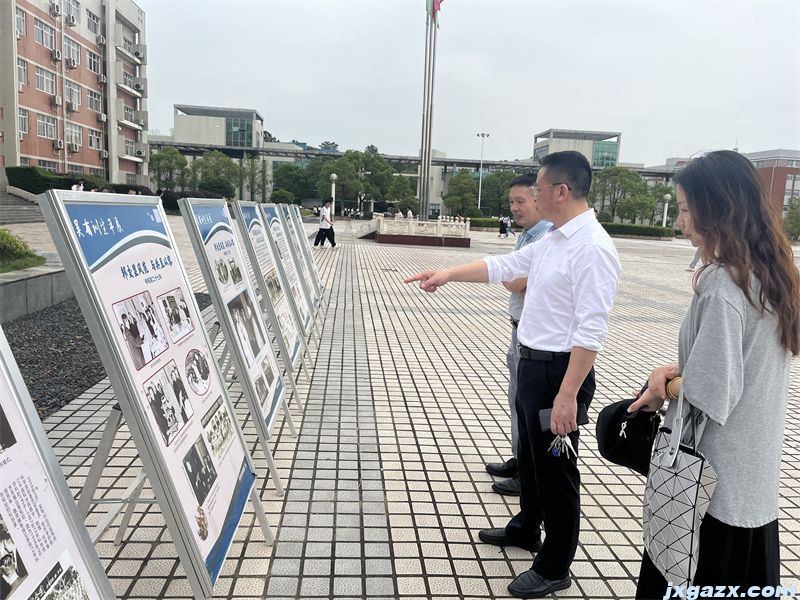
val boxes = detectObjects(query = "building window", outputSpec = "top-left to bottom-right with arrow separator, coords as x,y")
65,122 -> 83,146
123,36 -> 134,53
65,81 -> 82,106
88,128 -> 104,149
38,160 -> 59,173
226,118 -> 253,147
87,50 -> 100,73
18,108 -> 29,134
124,105 -> 135,122
89,167 -> 104,177
16,8 -> 26,37
65,38 -> 81,65
124,138 -> 135,155
87,10 -> 101,34
37,114 -> 57,139
65,0 -> 80,20
592,141 -> 619,168
35,67 -> 56,95
67,164 -> 83,175
20,157 -> 31,166
122,71 -> 134,88
87,90 -> 102,112
34,18 -> 55,49
125,172 -> 137,185
17,58 -> 27,86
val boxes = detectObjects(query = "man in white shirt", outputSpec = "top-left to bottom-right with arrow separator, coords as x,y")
405,151 -> 620,598
313,198 -> 337,248
71,179 -> 84,191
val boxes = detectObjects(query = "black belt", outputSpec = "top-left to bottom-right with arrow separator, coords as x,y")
510,318 -> 519,328
518,345 -> 571,361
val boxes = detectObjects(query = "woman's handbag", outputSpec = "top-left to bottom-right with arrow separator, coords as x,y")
596,394 -> 661,476
642,386 -> 717,588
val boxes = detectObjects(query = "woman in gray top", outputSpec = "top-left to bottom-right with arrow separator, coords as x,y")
630,150 -> 800,596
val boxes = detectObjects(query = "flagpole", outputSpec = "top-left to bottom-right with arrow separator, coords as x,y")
418,13 -> 431,217
424,15 -> 438,218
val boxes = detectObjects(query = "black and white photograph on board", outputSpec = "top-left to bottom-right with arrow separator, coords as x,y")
201,397 -> 234,460
157,287 -> 194,343
0,407 -> 16,456
265,270 -> 283,305
254,375 -> 268,404
184,349 -> 211,397
227,290 -> 266,367
112,291 -> 169,370
0,516 -> 27,598
260,356 -> 276,389
144,361 -> 194,447
182,436 -> 218,506
229,259 -> 243,285
43,565 -> 89,600
214,258 -> 229,285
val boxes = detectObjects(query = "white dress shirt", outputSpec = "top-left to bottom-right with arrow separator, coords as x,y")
485,209 -> 621,352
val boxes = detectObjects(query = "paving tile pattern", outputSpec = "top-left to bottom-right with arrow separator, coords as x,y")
36,224 -> 800,599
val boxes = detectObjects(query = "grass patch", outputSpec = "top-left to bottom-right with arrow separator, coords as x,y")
0,254 -> 46,274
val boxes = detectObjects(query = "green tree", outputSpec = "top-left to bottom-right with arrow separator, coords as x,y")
479,171 -> 517,216
443,170 -> 478,216
647,183 -> 677,226
319,140 -> 339,154
338,150 -> 394,210
191,150 -> 240,196
198,176 -> 234,199
148,147 -> 187,191
387,176 -> 417,214
784,197 -> 800,240
364,144 -> 379,155
617,194 -> 657,224
589,166 -> 648,219
270,189 -> 294,204
273,163 -> 311,200
316,158 -> 362,208
305,156 -> 336,196
242,153 -> 263,202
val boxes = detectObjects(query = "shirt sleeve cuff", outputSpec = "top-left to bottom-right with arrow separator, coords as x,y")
484,257 -> 501,284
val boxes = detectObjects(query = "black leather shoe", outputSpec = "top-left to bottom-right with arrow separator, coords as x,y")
508,568 -> 571,599
492,476 -> 521,496
478,528 -> 542,552
485,457 -> 518,478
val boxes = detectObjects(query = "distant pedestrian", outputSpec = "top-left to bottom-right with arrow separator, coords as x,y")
313,198 -> 337,248
71,179 -> 85,192
687,247 -> 702,271
498,217 -> 508,237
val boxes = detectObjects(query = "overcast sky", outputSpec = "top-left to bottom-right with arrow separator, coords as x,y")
140,0 -> 799,166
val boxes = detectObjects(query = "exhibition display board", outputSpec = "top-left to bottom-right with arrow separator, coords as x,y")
288,204 -> 323,295
260,205 -> 316,337
277,204 -> 319,308
39,191 -> 267,599
232,202 -> 304,374
0,325 -> 116,600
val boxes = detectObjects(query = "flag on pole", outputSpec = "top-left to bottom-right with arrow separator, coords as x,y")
426,0 -> 443,18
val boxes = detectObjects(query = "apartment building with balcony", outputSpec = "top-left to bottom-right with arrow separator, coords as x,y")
0,0 -> 149,187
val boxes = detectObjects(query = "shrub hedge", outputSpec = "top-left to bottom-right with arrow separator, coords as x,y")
160,190 -> 224,213
0,228 -> 36,261
6,166 -> 108,195
601,222 -> 673,237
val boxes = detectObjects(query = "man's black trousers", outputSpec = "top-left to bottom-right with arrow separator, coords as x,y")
504,351 -> 595,580
314,227 -> 336,247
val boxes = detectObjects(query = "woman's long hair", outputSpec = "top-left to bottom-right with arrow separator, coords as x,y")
674,150 -> 800,355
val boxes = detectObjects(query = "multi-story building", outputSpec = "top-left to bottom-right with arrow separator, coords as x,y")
744,149 -> 800,215
0,0 -> 148,187
533,129 -> 621,168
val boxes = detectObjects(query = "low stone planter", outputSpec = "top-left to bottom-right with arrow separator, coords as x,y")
0,266 -> 74,323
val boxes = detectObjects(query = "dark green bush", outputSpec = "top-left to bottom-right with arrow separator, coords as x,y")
467,217 -> 503,228
104,183 -> 154,195
0,228 -> 36,261
601,223 -> 673,237
6,166 -> 108,195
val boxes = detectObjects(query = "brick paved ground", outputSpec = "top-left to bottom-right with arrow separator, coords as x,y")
23,219 -> 800,599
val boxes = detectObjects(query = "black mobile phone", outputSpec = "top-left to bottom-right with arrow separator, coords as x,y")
539,404 -> 589,432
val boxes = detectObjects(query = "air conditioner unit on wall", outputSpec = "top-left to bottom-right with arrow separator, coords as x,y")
18,131 -> 24,141
66,57 -> 78,69
96,34 -> 106,45
97,113 -> 107,123
135,148 -> 146,158
53,139 -> 64,150
97,74 -> 107,84
100,150 -> 109,159
66,100 -> 77,112
133,82 -> 145,92
50,95 -> 62,107
67,142 -> 79,153
51,48 -> 62,62
17,82 -> 23,93
66,14 -> 77,27
49,2 -> 61,17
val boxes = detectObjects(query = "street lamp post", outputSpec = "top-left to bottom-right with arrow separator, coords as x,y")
330,173 -> 338,217
477,132 -> 489,210
661,193 -> 671,228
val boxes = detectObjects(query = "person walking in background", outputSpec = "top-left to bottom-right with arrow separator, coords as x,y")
630,151 -> 800,596
314,198 -> 337,248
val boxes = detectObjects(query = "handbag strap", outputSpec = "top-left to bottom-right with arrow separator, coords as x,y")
666,384 -> 708,467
